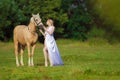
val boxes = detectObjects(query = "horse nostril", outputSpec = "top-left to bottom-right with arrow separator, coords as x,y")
39,24 -> 43,29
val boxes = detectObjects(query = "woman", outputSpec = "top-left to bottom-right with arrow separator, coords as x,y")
39,19 -> 63,67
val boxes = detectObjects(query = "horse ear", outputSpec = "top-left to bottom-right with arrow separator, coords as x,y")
32,13 -> 34,17
37,13 -> 40,16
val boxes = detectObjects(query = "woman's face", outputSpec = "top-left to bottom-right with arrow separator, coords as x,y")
46,20 -> 50,26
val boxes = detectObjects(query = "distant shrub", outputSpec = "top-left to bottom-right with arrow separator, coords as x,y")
87,0 -> 120,42
107,36 -> 119,44
87,38 -> 108,46
88,26 -> 105,38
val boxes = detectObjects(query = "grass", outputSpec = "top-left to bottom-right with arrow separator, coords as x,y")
0,39 -> 120,80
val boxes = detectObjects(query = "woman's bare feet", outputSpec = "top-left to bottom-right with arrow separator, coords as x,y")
45,62 -> 48,67
50,64 -> 53,67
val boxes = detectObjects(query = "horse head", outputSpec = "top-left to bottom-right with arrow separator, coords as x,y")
31,13 -> 43,29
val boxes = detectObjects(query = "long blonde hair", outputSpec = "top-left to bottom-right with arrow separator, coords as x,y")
48,19 -> 54,26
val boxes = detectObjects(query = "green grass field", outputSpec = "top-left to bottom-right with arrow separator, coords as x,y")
0,39 -> 120,80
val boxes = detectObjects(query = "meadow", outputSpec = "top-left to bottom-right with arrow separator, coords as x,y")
0,39 -> 120,80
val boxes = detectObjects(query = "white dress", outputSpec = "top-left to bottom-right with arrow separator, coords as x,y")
45,26 -> 63,66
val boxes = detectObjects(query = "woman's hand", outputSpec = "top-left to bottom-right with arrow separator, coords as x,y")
39,29 -> 45,37
43,26 -> 47,31
39,29 -> 43,33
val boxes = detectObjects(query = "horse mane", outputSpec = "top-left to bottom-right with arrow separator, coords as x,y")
28,21 -> 36,32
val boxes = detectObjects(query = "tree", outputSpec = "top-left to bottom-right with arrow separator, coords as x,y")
0,0 -> 93,41
61,0 -> 92,40
0,0 -> 68,41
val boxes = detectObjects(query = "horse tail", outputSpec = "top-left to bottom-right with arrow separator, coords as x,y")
13,27 -> 20,54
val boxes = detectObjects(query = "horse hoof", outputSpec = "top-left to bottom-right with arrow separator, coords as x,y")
28,64 -> 33,67
16,64 -> 20,67
28,64 -> 31,67
31,64 -> 34,67
45,64 -> 48,67
21,64 -> 24,66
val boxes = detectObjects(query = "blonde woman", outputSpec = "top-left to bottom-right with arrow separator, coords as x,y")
39,19 -> 63,67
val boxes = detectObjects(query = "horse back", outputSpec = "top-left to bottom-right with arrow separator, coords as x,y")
13,25 -> 38,45
13,25 -> 27,45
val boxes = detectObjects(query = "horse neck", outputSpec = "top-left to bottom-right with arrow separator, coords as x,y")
28,22 -> 36,32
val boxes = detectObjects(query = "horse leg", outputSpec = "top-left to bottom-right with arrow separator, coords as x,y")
14,41 -> 19,67
27,43 -> 31,66
31,44 -> 36,66
20,45 -> 24,66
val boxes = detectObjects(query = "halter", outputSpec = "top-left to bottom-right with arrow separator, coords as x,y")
33,17 -> 42,26
33,17 -> 44,29
28,17 -> 43,33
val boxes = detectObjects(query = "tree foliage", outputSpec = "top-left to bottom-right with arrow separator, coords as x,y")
1,0 -> 119,42
0,0 -> 69,41
87,0 -> 120,41
61,0 -> 92,40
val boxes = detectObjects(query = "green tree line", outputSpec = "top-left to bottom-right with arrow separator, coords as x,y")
0,0 -> 120,42
87,0 -> 120,42
0,0 -> 92,41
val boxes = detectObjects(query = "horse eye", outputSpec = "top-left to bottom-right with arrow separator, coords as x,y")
35,19 -> 38,21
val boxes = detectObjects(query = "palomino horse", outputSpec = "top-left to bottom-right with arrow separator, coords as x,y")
13,13 -> 42,66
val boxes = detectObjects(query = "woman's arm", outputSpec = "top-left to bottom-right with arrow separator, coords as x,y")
39,29 -> 45,37
43,26 -> 55,35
